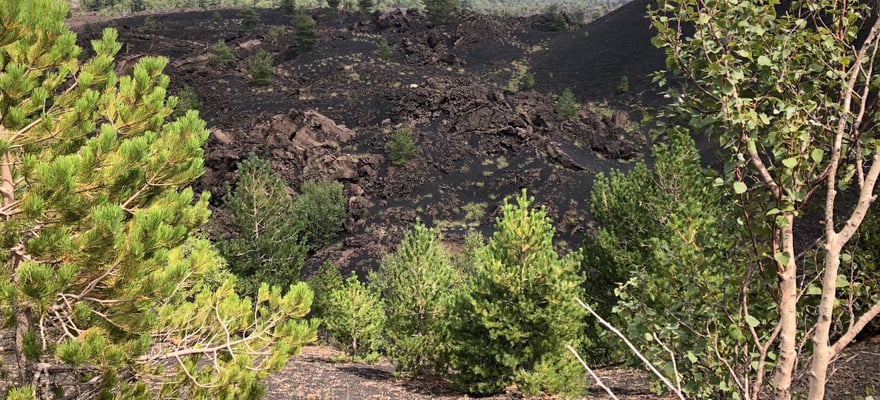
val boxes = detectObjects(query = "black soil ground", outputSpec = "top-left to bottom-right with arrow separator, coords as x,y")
66,1 -> 880,398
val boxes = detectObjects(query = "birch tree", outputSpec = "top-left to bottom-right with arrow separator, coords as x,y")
650,1 -> 880,399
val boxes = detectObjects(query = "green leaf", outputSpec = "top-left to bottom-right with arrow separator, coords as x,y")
733,181 -> 747,194
810,148 -> 825,164
745,315 -> 759,328
757,55 -> 772,66
836,274 -> 849,288
728,324 -> 744,341
774,252 -> 790,266
697,13 -> 711,25
782,157 -> 798,169
806,284 -> 821,295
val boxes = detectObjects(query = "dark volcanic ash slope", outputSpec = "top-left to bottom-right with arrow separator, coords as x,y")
532,0 -> 664,106
76,6 -> 653,276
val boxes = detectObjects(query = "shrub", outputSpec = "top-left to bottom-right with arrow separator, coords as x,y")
141,15 -> 158,31
446,190 -> 587,397
219,155 -> 308,297
324,273 -> 386,361
238,7 -> 260,32
212,11 -> 223,22
556,88 -> 579,118
551,12 -> 568,31
452,230 -> 483,277
375,37 -> 391,60
358,0 -> 373,13
279,0 -> 298,17
209,40 -> 234,67
617,75 -> 629,93
172,84 -> 200,118
266,25 -> 286,44
307,261 -> 344,320
291,180 -> 347,249
520,72 -> 536,90
370,223 -> 459,376
326,0 -> 340,9
250,49 -> 274,86
385,128 -> 416,166
586,132 -> 771,398
292,12 -> 318,55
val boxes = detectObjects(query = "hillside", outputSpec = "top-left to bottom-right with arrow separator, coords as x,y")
74,5 -> 663,279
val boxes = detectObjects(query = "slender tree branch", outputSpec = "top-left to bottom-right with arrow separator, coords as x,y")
565,344 -> 620,400
575,298 -> 686,400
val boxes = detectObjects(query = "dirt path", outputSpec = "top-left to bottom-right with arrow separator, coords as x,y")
264,346 -> 669,400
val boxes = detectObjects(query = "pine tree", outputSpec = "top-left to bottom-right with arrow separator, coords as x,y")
238,7 -> 260,33
291,179 -> 346,249
249,49 -> 273,86
556,88 -> 579,118
447,191 -> 587,397
375,37 -> 392,60
279,0 -> 297,18
306,260 -> 344,320
371,223 -> 458,376
208,40 -> 235,67
324,274 -> 385,362
0,1 -> 316,397
219,155 -> 308,297
423,0 -> 458,25
291,11 -> 318,56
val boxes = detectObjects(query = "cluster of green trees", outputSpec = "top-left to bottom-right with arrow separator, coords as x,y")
581,1 -> 880,400
218,155 -> 347,297
310,192 -> 588,396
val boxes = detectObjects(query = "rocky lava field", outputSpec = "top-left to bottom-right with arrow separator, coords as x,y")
73,0 -> 664,278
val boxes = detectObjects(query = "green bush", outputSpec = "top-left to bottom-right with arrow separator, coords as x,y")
279,0 -> 298,17
556,88 -> 579,118
172,84 -> 200,118
551,12 -> 568,31
358,0 -> 373,13
586,131 -> 772,398
370,223 -> 459,376
520,72 -> 536,90
209,40 -> 234,67
307,261 -> 344,321
250,49 -> 274,87
292,12 -> 318,55
617,75 -> 629,93
326,0 -> 341,9
385,128 -> 417,166
219,155 -> 308,297
238,8 -> 260,32
141,15 -> 158,31
375,37 -> 391,60
291,180 -> 347,249
324,273 -> 386,362
446,190 -> 587,397
266,25 -> 286,45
